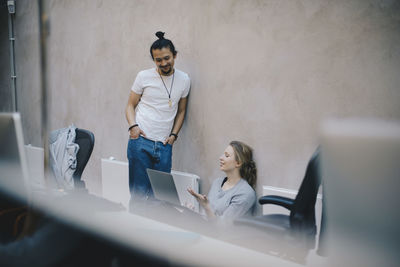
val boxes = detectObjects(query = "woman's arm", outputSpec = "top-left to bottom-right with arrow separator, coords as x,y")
187,188 -> 216,219
220,191 -> 256,220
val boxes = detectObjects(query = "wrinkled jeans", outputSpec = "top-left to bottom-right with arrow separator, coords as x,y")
127,136 -> 172,208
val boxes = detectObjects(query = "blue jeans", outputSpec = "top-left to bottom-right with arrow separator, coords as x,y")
127,136 -> 172,205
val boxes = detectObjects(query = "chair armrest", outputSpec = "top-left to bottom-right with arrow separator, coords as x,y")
258,195 -> 295,211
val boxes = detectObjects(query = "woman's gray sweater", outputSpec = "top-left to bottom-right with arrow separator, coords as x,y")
207,177 -> 256,220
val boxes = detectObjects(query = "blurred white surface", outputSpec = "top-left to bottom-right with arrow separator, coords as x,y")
321,117 -> 400,266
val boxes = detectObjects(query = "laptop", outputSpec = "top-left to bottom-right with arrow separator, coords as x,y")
0,112 -> 31,202
146,168 -> 182,207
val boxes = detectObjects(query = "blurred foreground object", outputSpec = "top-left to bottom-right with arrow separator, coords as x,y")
320,117 -> 400,267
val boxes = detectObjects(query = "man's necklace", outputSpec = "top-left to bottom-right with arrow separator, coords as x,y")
158,70 -> 175,108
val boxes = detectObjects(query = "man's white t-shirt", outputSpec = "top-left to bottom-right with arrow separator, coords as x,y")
131,68 -> 190,142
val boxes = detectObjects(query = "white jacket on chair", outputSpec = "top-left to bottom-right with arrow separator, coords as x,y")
49,125 -> 79,190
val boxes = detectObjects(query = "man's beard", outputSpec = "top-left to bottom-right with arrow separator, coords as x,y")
160,66 -> 172,75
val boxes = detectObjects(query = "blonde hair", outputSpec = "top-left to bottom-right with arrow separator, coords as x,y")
230,141 -> 257,189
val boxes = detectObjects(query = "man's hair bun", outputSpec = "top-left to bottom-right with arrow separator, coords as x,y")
155,31 -> 165,39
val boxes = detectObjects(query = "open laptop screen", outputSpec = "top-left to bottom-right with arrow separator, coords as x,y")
146,168 -> 181,207
0,113 -> 30,203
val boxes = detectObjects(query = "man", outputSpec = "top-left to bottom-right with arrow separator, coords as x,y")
125,31 -> 190,208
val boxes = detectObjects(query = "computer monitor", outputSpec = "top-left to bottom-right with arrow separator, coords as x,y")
0,112 -> 30,203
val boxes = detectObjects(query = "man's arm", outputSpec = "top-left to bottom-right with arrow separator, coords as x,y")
125,91 -> 146,138
164,97 -> 188,145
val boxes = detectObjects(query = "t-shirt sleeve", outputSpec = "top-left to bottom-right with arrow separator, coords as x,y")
181,75 -> 190,98
131,72 -> 143,94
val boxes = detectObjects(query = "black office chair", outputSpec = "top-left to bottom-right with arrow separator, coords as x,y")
234,148 -> 321,255
72,128 -> 95,189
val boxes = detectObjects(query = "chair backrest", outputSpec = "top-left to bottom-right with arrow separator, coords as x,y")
290,148 -> 321,237
73,128 -> 95,188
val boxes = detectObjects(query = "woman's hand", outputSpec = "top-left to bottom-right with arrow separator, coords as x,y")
187,188 -> 208,206
187,187 -> 215,219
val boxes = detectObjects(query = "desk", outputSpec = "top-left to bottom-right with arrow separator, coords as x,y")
19,146 -> 302,265
31,191 -> 303,267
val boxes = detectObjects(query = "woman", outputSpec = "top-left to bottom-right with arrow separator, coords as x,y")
188,141 -> 257,221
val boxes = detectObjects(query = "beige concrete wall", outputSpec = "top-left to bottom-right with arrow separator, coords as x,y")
12,0 -> 400,198
13,0 -> 42,146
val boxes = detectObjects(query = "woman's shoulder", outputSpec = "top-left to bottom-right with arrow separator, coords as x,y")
237,179 -> 256,195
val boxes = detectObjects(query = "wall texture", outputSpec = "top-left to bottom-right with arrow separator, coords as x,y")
9,0 -> 400,199
13,0 -> 42,146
